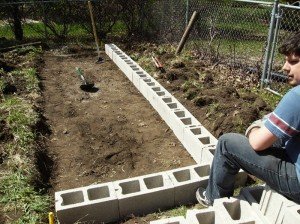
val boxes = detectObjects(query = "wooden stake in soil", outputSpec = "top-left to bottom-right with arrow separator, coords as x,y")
87,1 -> 103,62
176,11 -> 199,55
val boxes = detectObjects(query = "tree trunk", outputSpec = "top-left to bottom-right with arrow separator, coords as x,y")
12,5 -> 23,41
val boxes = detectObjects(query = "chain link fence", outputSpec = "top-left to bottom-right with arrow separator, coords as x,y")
263,3 -> 300,95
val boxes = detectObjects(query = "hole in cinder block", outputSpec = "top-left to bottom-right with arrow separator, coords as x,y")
224,200 -> 241,220
61,191 -> 84,206
297,209 -> 300,214
137,72 -> 146,78
147,82 -> 155,86
144,175 -> 164,189
124,60 -> 131,63
173,169 -> 191,182
209,148 -> 215,155
144,78 -> 151,82
115,51 -> 122,55
168,103 -> 177,109
163,97 -> 172,103
194,165 -> 210,177
199,137 -> 210,144
191,128 -> 201,135
87,186 -> 110,201
119,180 -> 141,195
156,91 -> 165,96
249,187 -> 264,203
195,211 -> 215,224
175,111 -> 185,118
181,118 -> 192,125
130,66 -> 139,71
152,87 -> 161,92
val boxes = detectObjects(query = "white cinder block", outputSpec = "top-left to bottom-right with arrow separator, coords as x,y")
240,185 -> 265,207
150,216 -> 188,224
114,172 -> 174,218
214,197 -> 263,224
105,43 -> 117,59
182,126 -> 216,163
282,204 -> 300,224
259,185 -> 297,224
132,70 -> 150,90
55,182 -> 119,224
186,208 -> 221,224
168,164 -> 209,206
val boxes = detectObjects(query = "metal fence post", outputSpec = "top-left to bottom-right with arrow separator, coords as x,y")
266,4 -> 282,82
261,0 -> 279,89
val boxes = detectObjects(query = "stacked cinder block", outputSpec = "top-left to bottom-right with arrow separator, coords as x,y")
55,164 -> 211,223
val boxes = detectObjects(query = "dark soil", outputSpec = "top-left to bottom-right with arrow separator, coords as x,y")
131,45 -> 273,138
39,50 -> 195,193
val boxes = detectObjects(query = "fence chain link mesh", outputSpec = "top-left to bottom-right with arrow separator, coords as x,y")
266,4 -> 300,95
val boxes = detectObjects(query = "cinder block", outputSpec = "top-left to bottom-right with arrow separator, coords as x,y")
182,126 -> 216,163
259,185 -> 297,224
240,185 -> 265,206
167,164 -> 209,206
114,172 -> 174,219
168,112 -> 202,144
55,182 -> 119,224
214,197 -> 263,224
138,76 -> 151,97
132,70 -> 150,90
150,216 -> 188,224
186,208 -> 222,224
105,44 -> 116,58
282,204 -> 300,224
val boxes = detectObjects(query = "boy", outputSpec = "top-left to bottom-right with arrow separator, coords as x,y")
196,31 -> 300,206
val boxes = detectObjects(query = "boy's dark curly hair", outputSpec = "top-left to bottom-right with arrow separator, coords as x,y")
279,31 -> 300,56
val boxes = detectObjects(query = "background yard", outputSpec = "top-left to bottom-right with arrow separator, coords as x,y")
0,0 -> 299,223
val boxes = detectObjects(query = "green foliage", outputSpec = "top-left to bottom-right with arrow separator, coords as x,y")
0,170 -> 50,224
11,68 -> 40,92
0,97 -> 37,150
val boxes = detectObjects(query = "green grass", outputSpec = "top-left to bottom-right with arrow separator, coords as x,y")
1,97 -> 37,151
0,22 -> 90,41
188,38 -> 265,60
0,47 -> 50,223
11,68 -> 40,92
0,170 -> 50,224
0,96 -> 49,223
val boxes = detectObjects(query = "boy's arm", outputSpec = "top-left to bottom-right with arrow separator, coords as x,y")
248,126 -> 278,151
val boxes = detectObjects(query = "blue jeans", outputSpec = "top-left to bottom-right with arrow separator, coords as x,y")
206,133 -> 300,204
